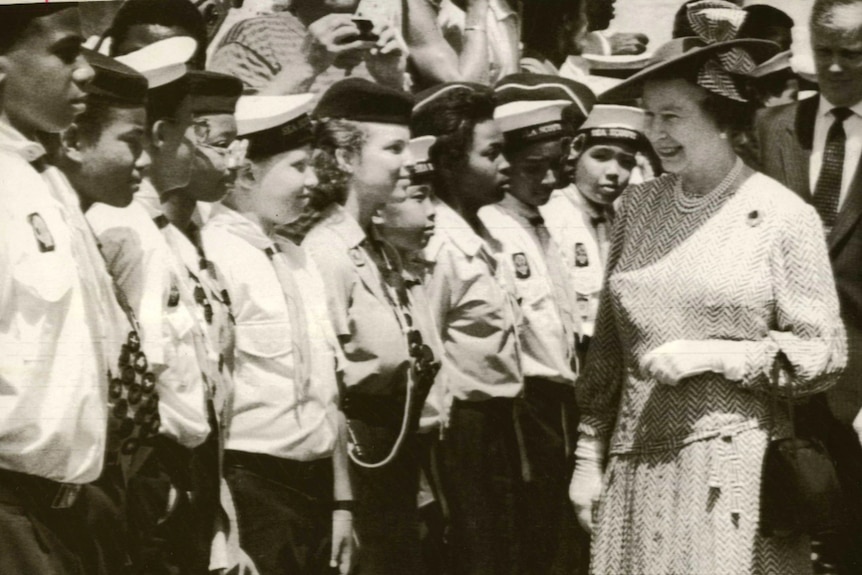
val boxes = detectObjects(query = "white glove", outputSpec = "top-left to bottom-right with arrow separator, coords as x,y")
569,434 -> 606,534
640,339 -> 747,386
853,408 -> 862,449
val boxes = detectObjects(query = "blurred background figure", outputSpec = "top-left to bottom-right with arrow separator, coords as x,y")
210,0 -> 407,95
581,0 -> 648,56
103,0 -> 209,68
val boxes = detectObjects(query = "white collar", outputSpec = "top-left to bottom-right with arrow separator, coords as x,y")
0,120 -> 46,164
818,95 -> 862,120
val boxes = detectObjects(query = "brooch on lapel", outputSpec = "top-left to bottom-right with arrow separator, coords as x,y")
746,210 -> 764,227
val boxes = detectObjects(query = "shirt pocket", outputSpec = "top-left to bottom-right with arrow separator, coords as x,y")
164,305 -> 196,341
235,321 -> 292,360
516,275 -> 552,311
12,249 -> 74,304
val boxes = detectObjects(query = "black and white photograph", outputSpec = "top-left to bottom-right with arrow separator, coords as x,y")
0,0 -> 859,574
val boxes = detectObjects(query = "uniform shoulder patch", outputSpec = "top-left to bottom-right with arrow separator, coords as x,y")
27,213 -> 55,253
512,252 -> 530,279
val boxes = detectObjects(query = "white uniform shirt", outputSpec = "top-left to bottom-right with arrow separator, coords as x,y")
540,185 -> 612,337
0,122 -> 116,483
203,205 -> 338,461
423,200 -> 523,400
480,197 -> 576,383
87,184 -> 211,449
810,96 -> 862,210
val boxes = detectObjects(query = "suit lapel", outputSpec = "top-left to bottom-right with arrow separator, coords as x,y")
829,161 -> 862,252
790,97 -> 819,199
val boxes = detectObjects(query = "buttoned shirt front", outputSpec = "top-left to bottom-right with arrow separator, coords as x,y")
87,184 -> 211,449
203,205 -> 338,461
810,96 -> 862,210
303,204 -> 411,395
423,200 -> 523,400
540,185 -> 613,336
0,121 -> 117,483
480,196 -> 576,383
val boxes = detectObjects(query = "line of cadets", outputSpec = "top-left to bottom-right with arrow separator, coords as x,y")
0,5 -> 652,575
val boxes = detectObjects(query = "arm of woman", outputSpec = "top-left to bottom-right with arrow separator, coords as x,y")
575,191 -> 630,442
403,0 -> 490,85
642,203 -> 847,396
739,204 -> 847,396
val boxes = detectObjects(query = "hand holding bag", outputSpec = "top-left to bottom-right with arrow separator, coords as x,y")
760,357 -> 844,537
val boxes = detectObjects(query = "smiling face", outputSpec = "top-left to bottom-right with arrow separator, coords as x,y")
351,122 -> 410,207
574,141 -> 637,206
506,138 -> 565,207
249,145 -> 317,228
0,8 -> 94,137
642,78 -> 726,177
187,112 -> 238,202
812,5 -> 862,108
378,178 -> 436,253
77,105 -> 150,208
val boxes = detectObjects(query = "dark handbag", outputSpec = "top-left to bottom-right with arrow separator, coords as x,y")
760,359 -> 844,537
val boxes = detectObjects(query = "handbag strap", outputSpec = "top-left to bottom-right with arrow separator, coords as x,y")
767,352 -> 796,440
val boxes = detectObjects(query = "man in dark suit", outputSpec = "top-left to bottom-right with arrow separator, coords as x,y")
756,1 -> 862,573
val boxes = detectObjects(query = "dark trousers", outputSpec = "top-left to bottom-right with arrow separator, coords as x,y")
123,433 -> 219,575
417,432 -> 449,575
517,378 -> 580,575
799,395 -> 862,575
439,397 -> 523,575
351,434 -> 424,575
83,463 -> 133,575
0,469 -> 103,575
224,450 -> 333,575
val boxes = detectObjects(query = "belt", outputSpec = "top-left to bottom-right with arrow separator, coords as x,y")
0,468 -> 83,509
224,450 -> 332,500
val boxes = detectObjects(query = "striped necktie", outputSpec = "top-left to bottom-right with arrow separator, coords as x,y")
813,107 -> 853,232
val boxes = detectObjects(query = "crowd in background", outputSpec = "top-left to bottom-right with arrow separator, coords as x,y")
0,1 -> 860,575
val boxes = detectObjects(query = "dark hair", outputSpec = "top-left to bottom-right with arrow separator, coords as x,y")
0,4 -> 77,54
75,97 -> 125,145
106,0 -> 207,69
739,6 -> 794,51
412,88 -> 495,203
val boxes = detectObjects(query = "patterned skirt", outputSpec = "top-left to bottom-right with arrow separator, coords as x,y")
591,428 -> 812,575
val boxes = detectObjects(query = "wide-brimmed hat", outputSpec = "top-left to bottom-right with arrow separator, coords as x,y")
601,0 -> 779,103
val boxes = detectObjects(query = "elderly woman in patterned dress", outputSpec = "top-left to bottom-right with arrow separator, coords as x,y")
568,2 -> 848,574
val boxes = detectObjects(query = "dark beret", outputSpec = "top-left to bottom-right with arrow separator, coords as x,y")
315,78 -> 413,125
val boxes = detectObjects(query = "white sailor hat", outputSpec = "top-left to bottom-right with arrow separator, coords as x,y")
576,104 -> 649,150
494,99 -> 571,145
401,136 -> 437,181
748,50 -> 792,79
116,36 -> 197,89
236,94 -> 316,158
